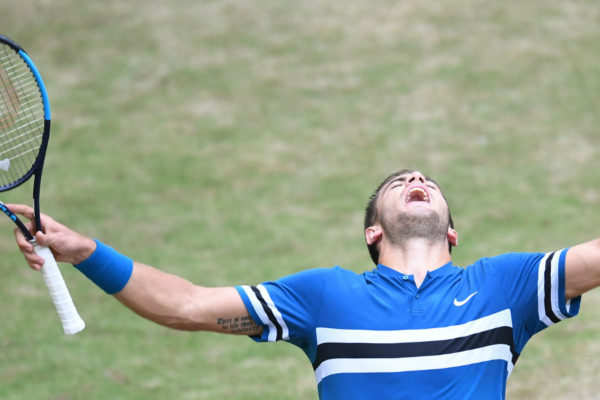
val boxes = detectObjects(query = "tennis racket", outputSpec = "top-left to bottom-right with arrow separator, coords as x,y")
0,34 -> 85,335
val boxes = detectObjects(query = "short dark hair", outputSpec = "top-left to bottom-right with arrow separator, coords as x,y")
364,169 -> 455,265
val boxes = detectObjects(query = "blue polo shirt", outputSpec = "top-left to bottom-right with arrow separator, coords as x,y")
236,249 -> 580,399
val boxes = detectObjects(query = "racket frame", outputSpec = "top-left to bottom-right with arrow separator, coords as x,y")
0,34 -> 51,233
0,34 -> 85,335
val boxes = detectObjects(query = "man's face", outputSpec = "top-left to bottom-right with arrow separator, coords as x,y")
375,171 -> 451,246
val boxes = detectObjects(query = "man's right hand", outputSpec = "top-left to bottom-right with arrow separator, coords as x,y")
8,204 -> 96,270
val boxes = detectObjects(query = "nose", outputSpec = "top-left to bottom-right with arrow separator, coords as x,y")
407,171 -> 426,184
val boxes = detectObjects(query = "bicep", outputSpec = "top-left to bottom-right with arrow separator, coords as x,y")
565,238 -> 600,299
193,286 -> 263,335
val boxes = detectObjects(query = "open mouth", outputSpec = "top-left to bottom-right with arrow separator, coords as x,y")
405,187 -> 430,203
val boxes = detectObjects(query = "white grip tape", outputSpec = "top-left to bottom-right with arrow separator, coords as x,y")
36,245 -> 86,335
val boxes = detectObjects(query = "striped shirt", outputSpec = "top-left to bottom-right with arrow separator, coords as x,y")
236,250 -> 580,399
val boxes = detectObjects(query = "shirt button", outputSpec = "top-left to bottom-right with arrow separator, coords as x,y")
402,276 -> 409,281
415,294 -> 421,299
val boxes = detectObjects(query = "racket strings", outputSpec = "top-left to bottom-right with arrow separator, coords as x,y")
0,44 -> 44,188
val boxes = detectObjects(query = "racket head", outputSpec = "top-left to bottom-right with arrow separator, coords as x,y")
0,34 -> 51,193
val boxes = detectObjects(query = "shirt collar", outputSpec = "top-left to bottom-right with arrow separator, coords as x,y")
375,261 -> 456,278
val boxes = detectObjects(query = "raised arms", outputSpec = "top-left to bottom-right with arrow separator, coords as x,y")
9,204 -> 262,335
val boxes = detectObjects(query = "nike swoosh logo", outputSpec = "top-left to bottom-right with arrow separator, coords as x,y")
453,291 -> 478,307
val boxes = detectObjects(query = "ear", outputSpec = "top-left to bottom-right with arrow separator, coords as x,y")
365,225 -> 383,246
447,227 -> 458,247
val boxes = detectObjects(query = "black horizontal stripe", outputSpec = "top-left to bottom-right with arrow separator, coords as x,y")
250,285 -> 283,341
313,326 -> 514,371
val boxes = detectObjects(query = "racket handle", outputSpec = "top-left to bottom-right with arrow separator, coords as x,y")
36,245 -> 86,335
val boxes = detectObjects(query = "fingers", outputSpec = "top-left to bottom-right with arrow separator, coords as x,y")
34,231 -> 55,249
13,219 -> 34,251
13,225 -> 44,270
6,203 -> 57,233
5,204 -> 35,220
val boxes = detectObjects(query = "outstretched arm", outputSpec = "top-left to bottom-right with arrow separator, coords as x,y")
565,238 -> 600,299
115,263 -> 260,334
9,204 -> 263,335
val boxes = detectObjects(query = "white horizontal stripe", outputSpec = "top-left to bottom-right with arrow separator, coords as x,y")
256,284 -> 289,341
241,285 -> 278,342
314,344 -> 513,384
316,309 -> 512,345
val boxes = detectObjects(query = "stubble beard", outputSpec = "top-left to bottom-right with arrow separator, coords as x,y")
381,208 -> 448,247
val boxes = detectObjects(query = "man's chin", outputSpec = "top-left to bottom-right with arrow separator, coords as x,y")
384,211 -> 447,242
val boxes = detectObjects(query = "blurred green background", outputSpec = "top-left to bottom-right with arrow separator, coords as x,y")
1,0 -> 599,398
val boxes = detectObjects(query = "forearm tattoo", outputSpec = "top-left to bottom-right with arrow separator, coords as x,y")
217,316 -> 261,335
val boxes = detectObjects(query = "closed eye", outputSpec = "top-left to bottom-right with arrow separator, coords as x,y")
389,177 -> 408,190
391,181 -> 406,190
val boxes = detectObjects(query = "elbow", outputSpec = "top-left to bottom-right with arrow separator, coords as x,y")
131,285 -> 212,331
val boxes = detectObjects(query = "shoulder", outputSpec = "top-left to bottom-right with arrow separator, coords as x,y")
466,252 -> 546,271
461,252 -> 559,288
279,265 -> 356,279
271,265 -> 361,289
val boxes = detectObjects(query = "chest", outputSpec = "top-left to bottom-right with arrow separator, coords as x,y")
318,275 -> 507,330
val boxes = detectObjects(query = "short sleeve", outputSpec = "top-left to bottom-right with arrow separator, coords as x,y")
482,249 -> 581,339
235,267 -> 334,345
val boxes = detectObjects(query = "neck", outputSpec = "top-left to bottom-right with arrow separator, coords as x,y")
378,238 -> 452,287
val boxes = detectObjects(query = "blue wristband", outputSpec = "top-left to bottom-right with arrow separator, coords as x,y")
74,239 -> 134,295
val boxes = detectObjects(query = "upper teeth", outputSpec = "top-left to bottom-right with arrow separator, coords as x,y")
406,187 -> 429,202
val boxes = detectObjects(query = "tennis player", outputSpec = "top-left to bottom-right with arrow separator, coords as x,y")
10,169 -> 600,399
